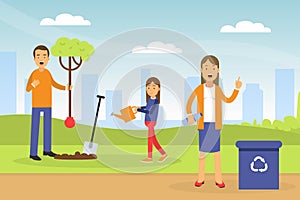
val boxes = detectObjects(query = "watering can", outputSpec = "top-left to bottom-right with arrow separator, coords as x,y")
111,106 -> 138,123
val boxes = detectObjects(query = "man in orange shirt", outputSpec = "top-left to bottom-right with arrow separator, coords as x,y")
26,45 -> 71,161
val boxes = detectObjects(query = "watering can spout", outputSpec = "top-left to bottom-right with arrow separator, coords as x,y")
111,106 -> 138,123
112,113 -> 125,120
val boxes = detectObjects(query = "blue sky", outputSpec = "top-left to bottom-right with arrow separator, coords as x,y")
0,0 -> 299,121
1,0 -> 299,53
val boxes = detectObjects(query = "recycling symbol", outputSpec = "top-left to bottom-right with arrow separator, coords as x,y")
250,156 -> 268,173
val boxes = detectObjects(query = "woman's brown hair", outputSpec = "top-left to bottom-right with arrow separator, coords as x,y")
146,77 -> 160,104
200,55 -> 219,85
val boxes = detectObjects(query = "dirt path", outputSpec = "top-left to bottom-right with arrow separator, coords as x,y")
0,174 -> 298,199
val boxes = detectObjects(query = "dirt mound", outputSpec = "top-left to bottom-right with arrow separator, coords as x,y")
54,151 -> 97,160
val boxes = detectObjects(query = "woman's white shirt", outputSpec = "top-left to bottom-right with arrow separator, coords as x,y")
203,84 -> 215,122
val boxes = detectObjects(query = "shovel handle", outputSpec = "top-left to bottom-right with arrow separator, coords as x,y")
90,95 -> 105,143
97,95 -> 105,99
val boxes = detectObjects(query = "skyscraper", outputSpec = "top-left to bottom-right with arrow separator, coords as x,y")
24,79 -> 31,114
243,84 -> 263,123
104,90 -> 122,128
140,68 -> 151,104
0,52 -> 16,115
275,69 -> 294,120
138,68 -> 151,125
184,76 -> 200,113
81,74 -> 99,125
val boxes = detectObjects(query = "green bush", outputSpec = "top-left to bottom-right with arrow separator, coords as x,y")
284,116 -> 299,130
241,115 -> 300,132
262,119 -> 272,128
272,119 -> 290,132
252,119 -> 261,127
272,120 -> 281,129
241,122 -> 252,126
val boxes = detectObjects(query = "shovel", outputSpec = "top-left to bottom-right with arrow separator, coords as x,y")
83,95 -> 105,155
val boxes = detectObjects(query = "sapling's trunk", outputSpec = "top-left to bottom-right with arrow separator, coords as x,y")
68,56 -> 72,117
58,56 -> 83,128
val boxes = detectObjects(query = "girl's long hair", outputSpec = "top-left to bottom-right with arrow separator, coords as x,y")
200,55 -> 219,85
146,77 -> 160,104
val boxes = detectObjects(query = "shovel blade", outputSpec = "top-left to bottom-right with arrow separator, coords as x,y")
83,142 -> 98,155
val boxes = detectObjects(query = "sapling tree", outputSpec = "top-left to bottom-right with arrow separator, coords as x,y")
51,37 -> 94,128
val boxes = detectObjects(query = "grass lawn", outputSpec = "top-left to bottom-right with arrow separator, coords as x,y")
1,144 -> 299,173
1,115 -> 300,146
1,115 -> 300,174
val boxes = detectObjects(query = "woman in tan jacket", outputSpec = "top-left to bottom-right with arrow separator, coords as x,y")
186,55 -> 242,188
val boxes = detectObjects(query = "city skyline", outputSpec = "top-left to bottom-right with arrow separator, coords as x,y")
0,50 -> 298,127
1,1 -> 300,122
71,66 -> 298,128
0,0 -> 300,126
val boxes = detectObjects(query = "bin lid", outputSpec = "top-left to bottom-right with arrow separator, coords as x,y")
236,140 -> 282,149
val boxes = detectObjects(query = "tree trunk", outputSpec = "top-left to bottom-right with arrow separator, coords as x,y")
59,56 -> 83,118
68,56 -> 72,117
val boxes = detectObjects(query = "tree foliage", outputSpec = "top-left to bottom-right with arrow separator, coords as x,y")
51,37 -> 94,61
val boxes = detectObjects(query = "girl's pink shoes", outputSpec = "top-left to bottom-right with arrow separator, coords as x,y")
158,154 -> 168,163
140,158 -> 153,163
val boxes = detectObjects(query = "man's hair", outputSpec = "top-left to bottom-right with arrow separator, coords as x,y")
33,45 -> 49,57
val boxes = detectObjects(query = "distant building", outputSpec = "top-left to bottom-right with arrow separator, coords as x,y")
103,90 -> 122,128
184,76 -> 200,113
24,79 -> 31,114
138,68 -> 151,126
0,52 -> 16,115
81,74 -> 98,125
275,69 -> 294,120
243,84 -> 263,123
140,68 -> 151,104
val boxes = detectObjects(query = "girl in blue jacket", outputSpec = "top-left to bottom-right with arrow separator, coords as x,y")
137,77 -> 168,163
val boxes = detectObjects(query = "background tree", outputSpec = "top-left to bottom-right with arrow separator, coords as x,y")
51,37 -> 94,128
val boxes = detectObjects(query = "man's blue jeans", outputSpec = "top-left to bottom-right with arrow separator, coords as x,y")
30,107 -> 52,156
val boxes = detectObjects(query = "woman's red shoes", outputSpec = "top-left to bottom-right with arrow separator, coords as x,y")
194,180 -> 205,187
195,180 -> 225,188
215,181 -> 225,188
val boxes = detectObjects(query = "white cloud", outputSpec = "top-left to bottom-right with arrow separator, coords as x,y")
220,20 -> 271,33
40,13 -> 91,26
132,41 -> 183,54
